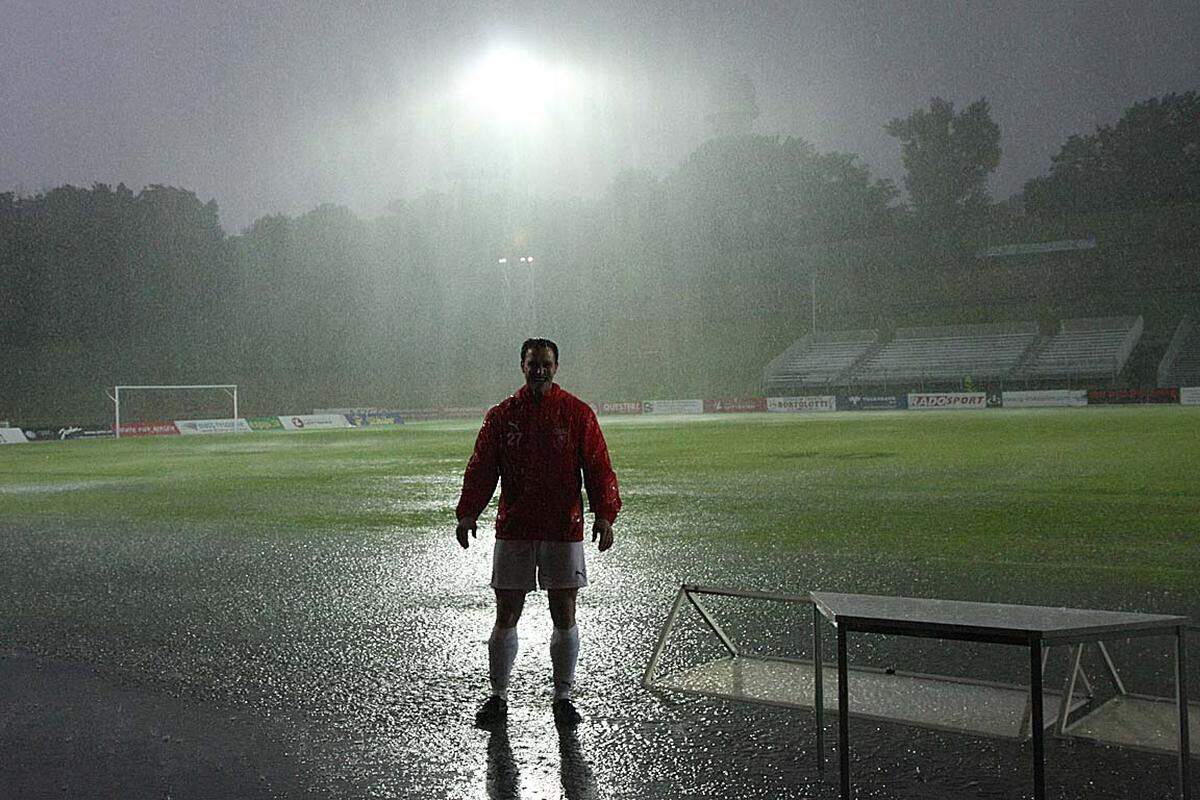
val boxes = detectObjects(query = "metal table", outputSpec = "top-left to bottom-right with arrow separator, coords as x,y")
811,592 -> 1192,800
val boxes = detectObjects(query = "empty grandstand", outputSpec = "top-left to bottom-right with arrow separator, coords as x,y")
1158,313 -> 1200,387
842,322 -> 1039,388
762,330 -> 878,393
764,316 -> 1155,394
1013,316 -> 1143,384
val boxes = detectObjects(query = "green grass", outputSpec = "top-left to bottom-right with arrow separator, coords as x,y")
2,407 -> 1197,587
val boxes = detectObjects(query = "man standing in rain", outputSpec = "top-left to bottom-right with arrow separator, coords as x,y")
456,338 -> 622,727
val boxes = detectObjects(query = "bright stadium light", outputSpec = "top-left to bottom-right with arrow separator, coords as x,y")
459,46 -> 575,123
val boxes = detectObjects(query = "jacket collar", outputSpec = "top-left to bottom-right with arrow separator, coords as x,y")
517,382 -> 559,403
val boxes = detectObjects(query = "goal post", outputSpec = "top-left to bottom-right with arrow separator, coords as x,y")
112,384 -> 239,438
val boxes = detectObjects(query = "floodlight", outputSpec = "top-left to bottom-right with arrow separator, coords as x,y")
459,45 -> 574,121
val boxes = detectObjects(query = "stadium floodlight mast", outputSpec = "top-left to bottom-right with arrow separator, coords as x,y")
110,384 -> 238,438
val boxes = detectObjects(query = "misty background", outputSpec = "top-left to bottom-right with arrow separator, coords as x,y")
2,2 -> 1199,422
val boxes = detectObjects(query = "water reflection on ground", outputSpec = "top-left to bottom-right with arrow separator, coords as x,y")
482,724 -> 597,800
0,518 -> 1194,799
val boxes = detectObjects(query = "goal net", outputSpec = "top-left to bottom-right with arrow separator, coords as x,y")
113,384 -> 240,437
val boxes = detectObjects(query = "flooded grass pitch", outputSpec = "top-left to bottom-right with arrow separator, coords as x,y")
0,408 -> 1197,798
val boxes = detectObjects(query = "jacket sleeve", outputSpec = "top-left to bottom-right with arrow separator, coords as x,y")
456,408 -> 501,521
580,408 -> 621,523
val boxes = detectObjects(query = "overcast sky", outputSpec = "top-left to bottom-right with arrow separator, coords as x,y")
3,1 -> 1198,233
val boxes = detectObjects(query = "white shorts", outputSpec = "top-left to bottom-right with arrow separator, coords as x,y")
491,539 -> 588,592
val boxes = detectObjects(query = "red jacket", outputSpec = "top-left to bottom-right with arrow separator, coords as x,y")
456,383 -> 621,541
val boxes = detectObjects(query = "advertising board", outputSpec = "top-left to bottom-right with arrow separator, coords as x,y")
390,407 -> 487,421
907,392 -> 988,410
1001,390 -> 1087,408
393,408 -> 441,422
117,421 -> 180,437
23,425 -> 114,441
279,414 -> 354,431
1087,387 -> 1179,405
0,427 -> 31,444
835,395 -> 908,411
704,398 -> 768,413
246,416 -> 284,431
176,418 -> 253,435
437,407 -> 488,420
597,401 -> 644,415
642,399 -> 703,415
1182,387 -> 1200,406
345,412 -> 405,427
767,396 -> 836,413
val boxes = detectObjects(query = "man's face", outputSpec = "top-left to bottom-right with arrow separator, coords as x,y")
522,346 -> 559,396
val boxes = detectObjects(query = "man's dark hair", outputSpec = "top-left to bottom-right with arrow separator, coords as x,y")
521,338 -> 559,364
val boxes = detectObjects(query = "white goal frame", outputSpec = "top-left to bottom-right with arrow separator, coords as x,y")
112,384 -> 239,438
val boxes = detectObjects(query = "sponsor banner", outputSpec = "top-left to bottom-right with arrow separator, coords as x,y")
279,414 -> 355,431
391,407 -> 488,422
1088,387 -> 1180,405
345,411 -> 405,427
908,392 -> 988,410
836,395 -> 908,412
117,421 -> 180,437
976,237 -> 1097,258
23,425 -> 115,441
643,399 -> 704,415
767,396 -> 837,413
0,427 -> 31,444
435,407 -> 488,420
597,401 -> 644,416
394,408 -> 442,422
1002,389 -> 1088,408
1182,387 -> 1200,406
704,397 -> 768,413
246,416 -> 284,431
176,418 -> 253,435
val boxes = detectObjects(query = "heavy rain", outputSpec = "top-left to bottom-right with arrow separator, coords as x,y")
2,3 -> 1199,799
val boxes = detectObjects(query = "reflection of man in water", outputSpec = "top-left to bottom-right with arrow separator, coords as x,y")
486,726 -> 598,800
457,338 -> 621,727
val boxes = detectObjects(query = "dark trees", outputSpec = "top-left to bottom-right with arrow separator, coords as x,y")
1023,91 -> 1200,215
665,134 -> 897,253
885,97 -> 1001,221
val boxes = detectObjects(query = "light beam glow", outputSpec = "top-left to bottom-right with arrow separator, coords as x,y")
458,46 -> 576,124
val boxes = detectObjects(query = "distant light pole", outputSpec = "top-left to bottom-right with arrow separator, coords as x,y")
497,254 -> 538,329
811,267 -> 817,335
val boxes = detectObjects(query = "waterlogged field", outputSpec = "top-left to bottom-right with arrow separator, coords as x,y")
1,406 -> 1197,590
2,406 -> 1198,798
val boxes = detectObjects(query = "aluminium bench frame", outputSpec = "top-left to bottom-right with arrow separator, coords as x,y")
645,584 -> 1194,800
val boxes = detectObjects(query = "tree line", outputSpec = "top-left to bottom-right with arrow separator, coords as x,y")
2,91 -> 1196,422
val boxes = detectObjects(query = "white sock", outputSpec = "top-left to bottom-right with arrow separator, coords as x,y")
488,625 -> 518,699
550,624 -> 579,700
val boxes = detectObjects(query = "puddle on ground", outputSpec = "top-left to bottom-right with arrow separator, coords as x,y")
0,519 -> 1192,799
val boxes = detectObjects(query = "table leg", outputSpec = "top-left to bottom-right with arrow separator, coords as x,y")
1177,626 -> 1190,800
838,625 -> 850,800
1030,642 -> 1046,800
814,603 -> 824,772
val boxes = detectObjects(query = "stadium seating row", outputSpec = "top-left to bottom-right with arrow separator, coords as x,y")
764,316 -> 1147,393
1159,313 -> 1200,387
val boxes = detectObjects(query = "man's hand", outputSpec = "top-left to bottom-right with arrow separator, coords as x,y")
592,518 -> 614,552
456,517 -> 477,549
